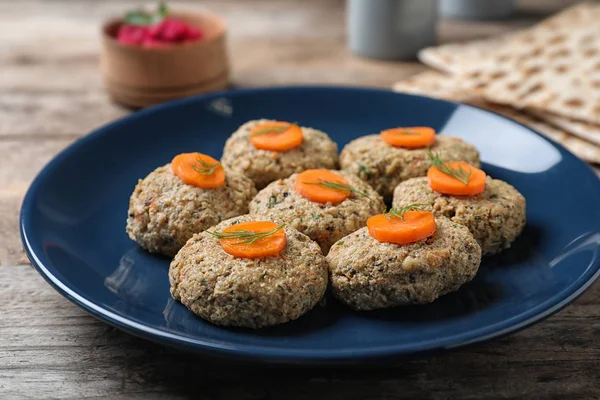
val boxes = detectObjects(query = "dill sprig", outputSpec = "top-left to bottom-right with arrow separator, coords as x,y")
303,179 -> 370,199
206,223 -> 286,246
250,122 -> 298,137
427,148 -> 472,185
385,203 -> 430,220
191,157 -> 221,176
357,163 -> 372,179
124,1 -> 168,25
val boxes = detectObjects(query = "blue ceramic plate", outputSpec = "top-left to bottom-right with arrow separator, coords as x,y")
21,87 -> 600,365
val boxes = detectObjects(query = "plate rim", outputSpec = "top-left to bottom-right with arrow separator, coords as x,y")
20,85 -> 600,364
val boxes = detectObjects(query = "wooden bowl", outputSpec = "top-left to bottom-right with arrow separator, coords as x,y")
100,10 -> 229,108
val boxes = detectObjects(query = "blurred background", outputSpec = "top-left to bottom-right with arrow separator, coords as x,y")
2,0 -> 584,113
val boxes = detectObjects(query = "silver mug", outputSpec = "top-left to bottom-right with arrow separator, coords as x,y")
347,0 -> 438,60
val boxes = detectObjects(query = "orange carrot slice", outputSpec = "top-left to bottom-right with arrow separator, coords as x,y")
381,126 -> 436,148
295,169 -> 368,204
210,221 -> 287,258
171,152 -> 225,189
428,161 -> 486,195
249,121 -> 303,152
367,210 -> 436,245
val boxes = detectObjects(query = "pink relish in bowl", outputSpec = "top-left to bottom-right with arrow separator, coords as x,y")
116,2 -> 204,48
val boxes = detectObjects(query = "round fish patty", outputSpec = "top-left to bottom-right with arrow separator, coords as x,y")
327,217 -> 481,310
340,135 -> 480,199
248,170 -> 385,254
392,176 -> 526,255
221,119 -> 339,190
126,164 -> 257,257
169,215 -> 329,328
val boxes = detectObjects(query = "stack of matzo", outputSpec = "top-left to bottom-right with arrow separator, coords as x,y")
392,2 -> 600,169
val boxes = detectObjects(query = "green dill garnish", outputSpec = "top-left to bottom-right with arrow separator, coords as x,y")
157,2 -> 168,17
191,157 -> 221,176
206,223 -> 285,246
337,241 -> 345,246
489,194 -> 498,199
427,148 -> 472,185
357,163 -> 372,179
250,121 -> 298,137
385,203 -> 430,220
267,195 -> 279,209
124,1 -> 168,25
312,213 -> 320,220
302,179 -> 370,199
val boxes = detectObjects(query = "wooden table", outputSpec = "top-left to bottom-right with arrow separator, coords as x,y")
2,1 -> 599,398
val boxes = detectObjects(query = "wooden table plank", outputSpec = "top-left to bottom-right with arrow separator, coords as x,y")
1,265 -> 599,399
0,139 -> 77,266
0,92 -> 127,137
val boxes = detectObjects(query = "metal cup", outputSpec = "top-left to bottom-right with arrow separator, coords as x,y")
439,0 -> 515,20
347,0 -> 438,60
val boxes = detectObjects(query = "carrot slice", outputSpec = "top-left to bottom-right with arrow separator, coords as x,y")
212,221 -> 287,259
367,211 -> 436,245
249,121 -> 303,152
171,152 -> 225,189
295,169 -> 368,204
428,161 -> 486,195
381,126 -> 436,148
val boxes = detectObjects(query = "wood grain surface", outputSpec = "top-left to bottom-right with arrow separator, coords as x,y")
1,0 -> 598,399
